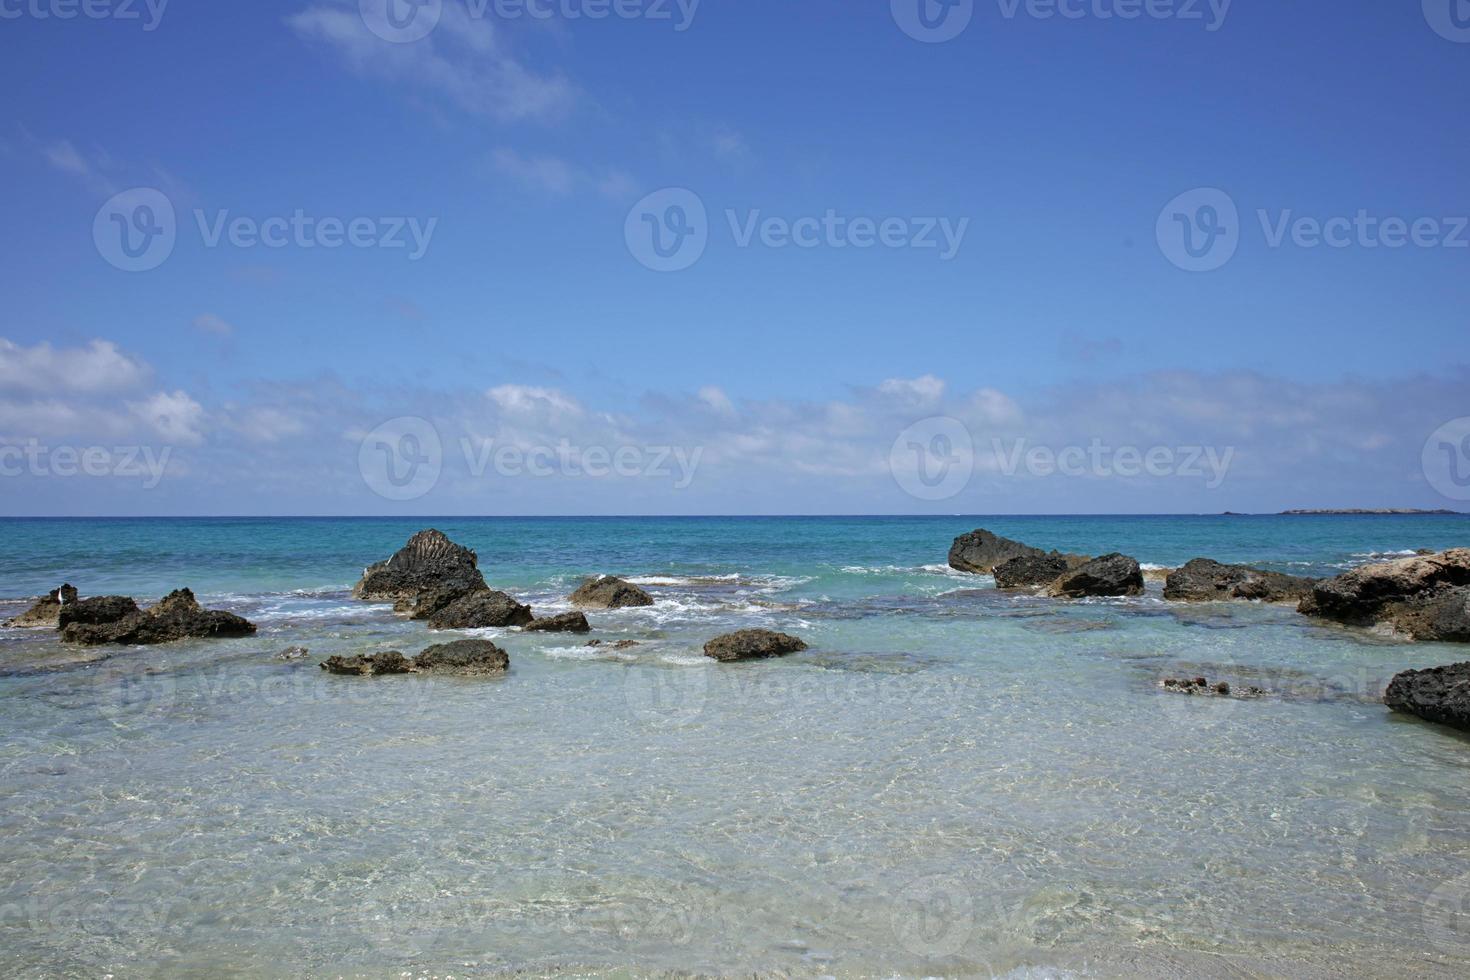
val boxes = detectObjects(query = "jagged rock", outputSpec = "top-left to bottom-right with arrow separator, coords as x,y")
1164,558 -> 1318,603
320,651 -> 413,676
1299,549 -> 1470,639
1046,554 -> 1145,598
395,582 -> 487,621
569,576 -> 654,609
426,590 -> 533,630
413,639 -> 509,675
704,629 -> 808,663
993,554 -> 1088,589
1384,662 -> 1470,732
948,529 -> 1046,574
353,529 -> 487,603
61,589 -> 257,646
5,584 -> 79,628
524,611 -> 592,633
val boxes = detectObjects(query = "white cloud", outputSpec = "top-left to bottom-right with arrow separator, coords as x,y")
129,390 -> 207,445
876,375 -> 946,409
487,384 -> 582,418
0,338 -> 151,395
489,148 -> 634,200
192,314 -> 235,337
697,386 -> 736,417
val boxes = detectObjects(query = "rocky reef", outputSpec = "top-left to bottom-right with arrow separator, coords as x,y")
322,639 -> 510,677
58,589 -> 256,646
1164,559 -> 1317,603
704,629 -> 808,663
1299,548 -> 1470,641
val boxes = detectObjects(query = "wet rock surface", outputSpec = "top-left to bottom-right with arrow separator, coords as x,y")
993,554 -> 1086,589
524,611 -> 592,633
1164,558 -> 1318,603
1046,554 -> 1146,598
5,584 -> 79,628
426,590 -> 534,630
704,629 -> 808,662
413,639 -> 510,675
569,576 -> 654,609
353,529 -> 488,603
1384,662 -> 1470,732
320,651 -> 414,676
1299,548 -> 1470,633
948,529 -> 1046,574
59,590 -> 256,646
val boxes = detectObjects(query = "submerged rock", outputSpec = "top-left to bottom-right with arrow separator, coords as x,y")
60,589 -> 257,646
1299,549 -> 1470,640
704,629 -> 808,663
320,651 -> 413,676
426,590 -> 533,630
353,529 -> 488,603
413,639 -> 510,675
1384,662 -> 1470,732
1046,554 -> 1145,598
6,584 -> 79,628
1163,558 -> 1317,603
1161,676 -> 1264,698
524,611 -> 592,633
948,529 -> 1045,574
587,639 -> 640,649
569,576 -> 654,609
993,554 -> 1085,589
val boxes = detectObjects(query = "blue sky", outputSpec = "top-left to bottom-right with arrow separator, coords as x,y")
0,0 -> 1467,514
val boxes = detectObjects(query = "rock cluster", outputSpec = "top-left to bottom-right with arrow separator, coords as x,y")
1164,558 -> 1318,603
5,584 -> 79,628
321,639 -> 510,677
58,589 -> 256,646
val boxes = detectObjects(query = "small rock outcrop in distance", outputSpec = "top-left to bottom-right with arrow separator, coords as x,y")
353,529 -> 488,603
569,576 -> 654,609
704,629 -> 808,663
5,583 -> 79,628
59,589 -> 257,646
1163,558 -> 1318,603
426,590 -> 534,630
993,554 -> 1087,590
524,611 -> 592,633
1384,662 -> 1470,732
1298,548 -> 1470,640
1045,554 -> 1145,598
413,639 -> 510,675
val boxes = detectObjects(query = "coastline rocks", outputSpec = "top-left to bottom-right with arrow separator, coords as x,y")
993,554 -> 1086,590
394,582 -> 485,621
1163,559 -> 1318,603
948,529 -> 1045,574
524,611 -> 592,633
1160,676 -> 1265,698
1298,549 -> 1470,639
569,576 -> 654,609
60,589 -> 257,646
413,639 -> 510,675
1045,554 -> 1145,598
1384,662 -> 1470,732
321,651 -> 413,676
6,584 -> 80,628
353,529 -> 487,603
704,629 -> 808,663
426,590 -> 533,630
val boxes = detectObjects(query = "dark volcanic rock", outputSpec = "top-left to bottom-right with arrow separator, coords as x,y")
1384,662 -> 1470,732
1164,558 -> 1318,603
524,611 -> 592,633
320,651 -> 413,676
6,583 -> 80,628
994,554 -> 1086,589
62,589 -> 257,646
1299,549 -> 1470,639
413,639 -> 510,675
704,629 -> 808,663
353,529 -> 488,603
1046,554 -> 1145,598
569,576 -> 654,609
426,590 -> 533,630
948,529 -> 1046,574
395,582 -> 487,621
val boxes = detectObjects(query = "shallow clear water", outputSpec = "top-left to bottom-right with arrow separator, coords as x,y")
2,515 -> 1469,977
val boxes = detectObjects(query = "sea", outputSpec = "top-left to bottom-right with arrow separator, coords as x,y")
1,514 -> 1468,977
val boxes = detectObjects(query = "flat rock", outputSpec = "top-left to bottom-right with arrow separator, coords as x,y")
413,639 -> 509,675
1164,558 -> 1318,603
353,529 -> 488,603
1046,554 -> 1145,598
320,651 -> 413,676
6,584 -> 80,628
523,611 -> 592,633
948,529 -> 1045,574
1384,662 -> 1470,732
704,629 -> 808,663
569,576 -> 654,609
426,590 -> 533,630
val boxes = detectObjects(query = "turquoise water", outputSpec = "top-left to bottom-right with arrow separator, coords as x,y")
2,515 -> 1470,977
